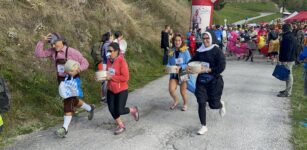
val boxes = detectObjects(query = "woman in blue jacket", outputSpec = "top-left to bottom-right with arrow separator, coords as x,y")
167,33 -> 192,111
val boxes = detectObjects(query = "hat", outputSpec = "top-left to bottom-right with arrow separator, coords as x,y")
49,32 -> 65,45
64,60 -> 80,72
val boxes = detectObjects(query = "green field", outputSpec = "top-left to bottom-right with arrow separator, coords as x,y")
213,2 -> 279,24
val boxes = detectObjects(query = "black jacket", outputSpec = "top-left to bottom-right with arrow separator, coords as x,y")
190,46 -> 226,77
279,31 -> 298,62
160,31 -> 169,48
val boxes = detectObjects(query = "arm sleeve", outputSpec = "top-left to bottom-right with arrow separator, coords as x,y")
73,49 -> 89,72
211,48 -> 226,76
35,41 -> 53,58
188,51 -> 200,63
181,50 -> 191,70
111,59 -> 129,82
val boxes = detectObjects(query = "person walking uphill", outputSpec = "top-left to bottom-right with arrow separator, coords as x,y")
104,42 -> 139,135
161,25 -> 171,65
167,33 -> 191,111
188,31 -> 226,135
35,33 -> 95,138
99,32 -> 114,103
278,24 -> 298,97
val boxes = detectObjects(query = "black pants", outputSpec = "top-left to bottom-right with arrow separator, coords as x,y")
107,90 -> 130,119
245,49 -> 254,61
195,76 -> 224,125
162,47 -> 168,65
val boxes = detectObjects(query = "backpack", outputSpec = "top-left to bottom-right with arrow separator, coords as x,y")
90,42 -> 103,65
0,77 -> 10,113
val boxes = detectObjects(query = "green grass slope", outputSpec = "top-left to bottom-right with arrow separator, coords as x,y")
213,2 -> 279,24
0,0 -> 190,146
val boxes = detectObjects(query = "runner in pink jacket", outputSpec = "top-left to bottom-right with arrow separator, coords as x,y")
35,32 -> 95,138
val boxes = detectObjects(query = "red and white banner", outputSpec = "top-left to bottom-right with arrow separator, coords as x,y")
191,0 -> 217,32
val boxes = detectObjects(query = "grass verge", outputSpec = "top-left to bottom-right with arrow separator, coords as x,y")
291,65 -> 307,150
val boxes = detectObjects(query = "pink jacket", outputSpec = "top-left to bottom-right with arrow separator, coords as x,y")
35,41 -> 89,72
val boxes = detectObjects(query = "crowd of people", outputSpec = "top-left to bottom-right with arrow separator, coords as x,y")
161,21 -> 307,129
183,22 -> 307,65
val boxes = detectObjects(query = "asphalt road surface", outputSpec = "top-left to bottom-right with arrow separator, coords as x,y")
6,57 -> 293,150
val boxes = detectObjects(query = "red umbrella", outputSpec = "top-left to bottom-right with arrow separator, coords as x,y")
285,11 -> 307,22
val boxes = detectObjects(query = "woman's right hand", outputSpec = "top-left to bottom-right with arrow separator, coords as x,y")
175,67 -> 180,74
164,68 -> 169,73
40,33 -> 52,43
186,66 -> 192,73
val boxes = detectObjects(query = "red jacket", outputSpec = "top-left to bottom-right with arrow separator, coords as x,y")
107,56 -> 129,94
189,35 -> 196,48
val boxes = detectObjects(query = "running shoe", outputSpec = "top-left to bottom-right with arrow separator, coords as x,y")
219,101 -> 226,117
197,126 -> 208,135
114,126 -> 126,135
88,104 -> 96,120
55,127 -> 68,138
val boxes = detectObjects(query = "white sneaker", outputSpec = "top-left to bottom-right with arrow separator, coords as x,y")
219,101 -> 226,117
197,126 -> 208,135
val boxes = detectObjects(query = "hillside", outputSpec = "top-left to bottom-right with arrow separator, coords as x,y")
0,0 -> 190,145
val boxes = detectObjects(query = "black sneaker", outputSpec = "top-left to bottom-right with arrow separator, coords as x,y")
55,127 -> 68,138
279,90 -> 287,94
277,92 -> 290,97
88,104 -> 95,120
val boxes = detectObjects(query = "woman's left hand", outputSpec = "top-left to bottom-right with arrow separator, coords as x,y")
201,66 -> 211,73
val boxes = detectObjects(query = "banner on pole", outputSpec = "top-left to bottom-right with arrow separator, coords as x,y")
191,0 -> 216,32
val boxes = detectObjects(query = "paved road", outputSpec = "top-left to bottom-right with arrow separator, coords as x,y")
6,58 -> 293,150
233,12 -> 274,25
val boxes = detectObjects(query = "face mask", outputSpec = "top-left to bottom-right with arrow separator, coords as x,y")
106,52 -> 111,58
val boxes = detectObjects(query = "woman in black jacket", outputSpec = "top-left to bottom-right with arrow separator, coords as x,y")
188,31 -> 226,135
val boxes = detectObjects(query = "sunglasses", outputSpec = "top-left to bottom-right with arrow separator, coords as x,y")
203,37 -> 210,40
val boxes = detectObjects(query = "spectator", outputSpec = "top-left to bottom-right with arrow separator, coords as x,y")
161,25 -> 171,65
278,24 -> 298,97
189,30 -> 197,56
267,26 -> 280,64
196,28 -> 202,49
114,31 -> 127,56
169,28 -> 174,48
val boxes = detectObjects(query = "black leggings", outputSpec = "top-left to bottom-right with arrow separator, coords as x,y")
107,90 -> 130,119
195,76 -> 224,125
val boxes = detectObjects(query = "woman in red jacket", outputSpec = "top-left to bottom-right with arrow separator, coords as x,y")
105,42 -> 139,135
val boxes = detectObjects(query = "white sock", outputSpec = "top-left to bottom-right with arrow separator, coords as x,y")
81,103 -> 91,112
63,115 -> 72,131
